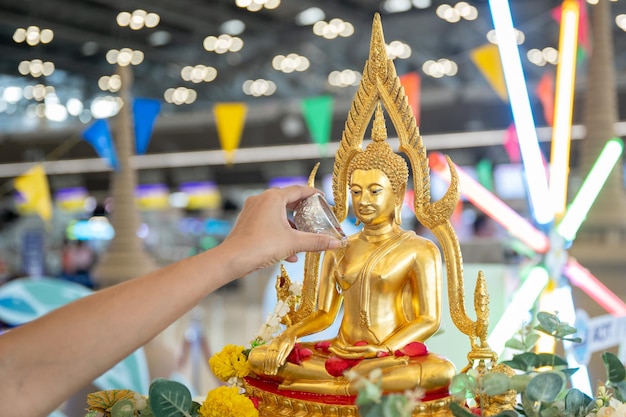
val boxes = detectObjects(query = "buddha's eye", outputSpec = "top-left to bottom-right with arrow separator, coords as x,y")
351,189 -> 361,196
371,188 -> 383,195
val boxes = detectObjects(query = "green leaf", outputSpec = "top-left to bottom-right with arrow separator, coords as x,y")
535,353 -> 568,368
524,333 -> 540,351
554,323 -> 578,338
355,380 -> 383,406
381,394 -> 409,417
449,401 -> 477,417
148,379 -> 193,417
509,374 -> 533,392
507,352 -> 539,371
483,372 -> 511,396
111,399 -> 135,417
564,388 -> 592,417
536,312 -> 560,334
611,380 -> 626,402
602,352 -> 626,383
359,402 -> 386,417
505,338 -> 527,351
449,374 -> 477,399
521,392 -> 540,417
525,372 -> 566,403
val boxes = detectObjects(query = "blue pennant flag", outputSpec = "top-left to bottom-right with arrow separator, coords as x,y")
82,119 -> 118,170
133,98 -> 161,155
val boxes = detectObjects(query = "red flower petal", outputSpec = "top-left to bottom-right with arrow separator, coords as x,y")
376,351 -> 390,358
287,344 -> 313,365
354,340 -> 368,346
250,397 -> 260,409
324,356 -> 363,377
395,342 -> 428,357
314,341 -> 332,353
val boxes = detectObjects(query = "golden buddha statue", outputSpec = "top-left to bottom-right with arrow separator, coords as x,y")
247,105 -> 456,396
243,13 -> 497,417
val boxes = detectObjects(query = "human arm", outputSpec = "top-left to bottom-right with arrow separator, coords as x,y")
0,185 -> 344,417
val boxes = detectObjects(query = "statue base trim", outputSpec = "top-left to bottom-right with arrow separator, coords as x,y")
243,377 -> 453,417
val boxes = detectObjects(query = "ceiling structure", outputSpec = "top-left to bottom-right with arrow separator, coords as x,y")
0,0 -> 626,192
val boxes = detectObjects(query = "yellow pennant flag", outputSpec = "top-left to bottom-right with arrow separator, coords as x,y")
14,164 -> 53,222
213,103 -> 248,164
470,43 -> 508,102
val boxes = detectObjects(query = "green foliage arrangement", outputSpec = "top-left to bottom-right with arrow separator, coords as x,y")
353,311 -> 626,417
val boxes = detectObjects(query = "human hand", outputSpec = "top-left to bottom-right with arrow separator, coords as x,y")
221,185 -> 345,276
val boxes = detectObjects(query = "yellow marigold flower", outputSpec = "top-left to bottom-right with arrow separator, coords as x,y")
199,386 -> 258,417
209,344 -> 250,382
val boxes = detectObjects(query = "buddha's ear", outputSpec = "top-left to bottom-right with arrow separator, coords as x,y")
397,183 -> 407,205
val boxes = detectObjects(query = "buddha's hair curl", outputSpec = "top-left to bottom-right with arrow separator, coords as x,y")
348,141 -> 408,196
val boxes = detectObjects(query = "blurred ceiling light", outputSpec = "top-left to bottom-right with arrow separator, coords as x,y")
98,74 -> 122,92
66,98 -> 84,116
18,59 -> 55,77
106,48 -> 144,66
527,47 -> 559,66
436,2 -> 478,23
13,26 -> 54,46
181,65 -> 217,83
242,79 -> 277,97
422,58 -> 458,78
22,84 -> 54,101
44,95 -> 68,122
91,96 -> 122,118
328,69 -> 361,87
148,31 -> 171,46
616,14 -> 626,31
164,87 -> 197,105
203,34 -> 244,54
412,0 -> 432,9
272,53 -> 310,73
117,10 -> 160,30
487,28 -> 525,45
312,18 -> 354,39
387,40 -> 412,59
221,19 -> 246,35
296,7 -> 325,26
383,0 -> 412,13
3,86 -> 23,104
236,0 -> 281,12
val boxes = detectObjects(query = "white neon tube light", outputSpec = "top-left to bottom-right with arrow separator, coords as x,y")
488,0 -> 553,225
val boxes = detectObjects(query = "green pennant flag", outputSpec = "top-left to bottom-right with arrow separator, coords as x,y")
301,95 -> 334,156
476,158 -> 494,192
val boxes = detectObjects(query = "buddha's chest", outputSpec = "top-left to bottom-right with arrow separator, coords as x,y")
335,241 -> 414,292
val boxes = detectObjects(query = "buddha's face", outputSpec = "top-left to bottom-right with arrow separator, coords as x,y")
349,169 -> 397,226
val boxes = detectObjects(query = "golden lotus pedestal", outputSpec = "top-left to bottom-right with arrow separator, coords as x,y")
243,377 -> 455,417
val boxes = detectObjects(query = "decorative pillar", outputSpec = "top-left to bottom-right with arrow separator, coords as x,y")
576,0 -> 626,229
91,64 -> 157,288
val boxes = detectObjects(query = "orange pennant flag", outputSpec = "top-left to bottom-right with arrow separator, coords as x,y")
213,103 -> 248,164
399,72 -> 421,125
470,43 -> 508,102
14,164 -> 53,222
536,71 -> 555,126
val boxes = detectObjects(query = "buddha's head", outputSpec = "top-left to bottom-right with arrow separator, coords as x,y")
348,105 -> 408,225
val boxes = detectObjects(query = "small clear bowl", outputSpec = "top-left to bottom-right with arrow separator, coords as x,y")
293,194 -> 346,241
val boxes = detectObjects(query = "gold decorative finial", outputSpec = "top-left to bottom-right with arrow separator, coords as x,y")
372,103 -> 386,142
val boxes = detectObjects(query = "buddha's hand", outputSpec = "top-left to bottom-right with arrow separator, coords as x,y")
261,331 -> 297,375
329,341 -> 387,360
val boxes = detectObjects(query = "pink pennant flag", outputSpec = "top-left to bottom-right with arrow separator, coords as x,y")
504,124 -> 521,163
